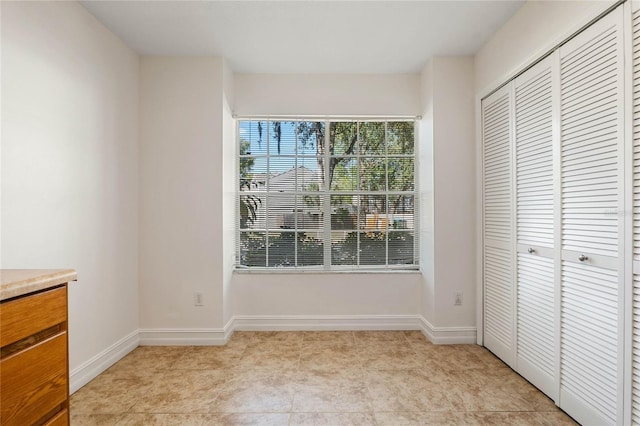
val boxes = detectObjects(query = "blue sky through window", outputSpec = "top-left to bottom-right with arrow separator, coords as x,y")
239,121 -> 320,174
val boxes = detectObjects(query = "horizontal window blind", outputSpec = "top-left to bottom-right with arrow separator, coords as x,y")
237,119 -> 418,270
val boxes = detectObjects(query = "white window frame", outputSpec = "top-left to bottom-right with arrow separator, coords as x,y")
236,117 -> 419,272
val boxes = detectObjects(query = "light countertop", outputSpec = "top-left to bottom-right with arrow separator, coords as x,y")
0,269 -> 77,301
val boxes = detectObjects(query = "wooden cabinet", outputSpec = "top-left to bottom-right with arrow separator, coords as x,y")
0,270 -> 76,426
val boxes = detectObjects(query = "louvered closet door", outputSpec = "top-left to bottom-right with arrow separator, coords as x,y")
514,54 -> 557,400
482,84 -> 515,367
630,1 -> 640,423
559,8 -> 625,426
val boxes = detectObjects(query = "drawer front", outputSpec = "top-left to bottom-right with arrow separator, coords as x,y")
44,408 -> 68,426
1,333 -> 68,426
0,286 -> 67,347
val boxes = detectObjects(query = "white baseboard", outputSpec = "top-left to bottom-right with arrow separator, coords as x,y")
69,330 -> 139,394
138,326 -> 232,346
420,317 -> 477,344
231,314 -> 422,331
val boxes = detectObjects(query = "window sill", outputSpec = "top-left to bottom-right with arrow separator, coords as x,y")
233,267 -> 421,275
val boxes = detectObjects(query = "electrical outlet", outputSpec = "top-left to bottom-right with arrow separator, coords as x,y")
454,292 -> 463,306
194,292 -> 204,306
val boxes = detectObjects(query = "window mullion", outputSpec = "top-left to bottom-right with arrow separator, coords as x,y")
385,121 -> 389,267
236,122 -> 240,267
294,122 -> 298,267
265,121 -> 270,267
356,122 -> 360,267
323,120 -> 332,270
413,120 -> 419,265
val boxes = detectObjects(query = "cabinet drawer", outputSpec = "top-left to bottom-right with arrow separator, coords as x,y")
0,286 -> 67,347
44,408 -> 68,426
1,333 -> 68,426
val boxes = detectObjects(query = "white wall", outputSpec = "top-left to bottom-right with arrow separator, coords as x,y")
475,0 -> 616,95
231,73 -> 423,321
419,57 -> 476,329
233,273 -> 421,317
139,57 -> 225,329
1,0 -> 139,374
235,74 -> 421,117
431,57 -> 476,327
222,59 -> 236,326
419,61 -> 435,326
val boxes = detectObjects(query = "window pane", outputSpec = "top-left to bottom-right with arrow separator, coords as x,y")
388,195 -> 414,230
239,121 -> 268,156
239,194 -> 264,230
266,194 -> 295,231
267,231 -> 295,267
238,157 -> 267,191
359,232 -> 386,265
240,154 -> 267,192
331,231 -> 357,266
297,121 -> 324,156
359,195 -> 387,230
298,157 -> 323,191
359,157 -> 386,191
389,231 -> 414,264
240,232 -> 266,267
330,122 -> 358,155
331,195 -> 357,230
269,121 -> 296,156
330,157 -> 357,191
387,122 -> 414,155
268,157 -> 296,192
297,232 -> 323,266
239,156 -> 260,191
359,122 -> 385,155
388,158 -> 414,191
296,195 -> 323,230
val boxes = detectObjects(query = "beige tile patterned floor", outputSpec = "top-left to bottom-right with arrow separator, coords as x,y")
70,331 -> 577,425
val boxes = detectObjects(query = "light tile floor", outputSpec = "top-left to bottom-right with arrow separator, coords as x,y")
70,331 -> 577,425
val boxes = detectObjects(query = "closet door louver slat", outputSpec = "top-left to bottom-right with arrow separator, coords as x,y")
513,56 -> 556,398
483,86 -> 514,366
516,63 -> 554,249
517,254 -> 554,372
559,9 -> 623,425
560,22 -> 621,260
561,262 -> 619,424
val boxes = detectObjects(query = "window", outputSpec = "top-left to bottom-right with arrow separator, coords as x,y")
237,119 -> 417,270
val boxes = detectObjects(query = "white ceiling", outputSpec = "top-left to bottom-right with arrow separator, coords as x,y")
80,0 -> 524,74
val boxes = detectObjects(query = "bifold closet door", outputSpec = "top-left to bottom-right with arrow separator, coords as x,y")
513,54 -> 557,400
631,1 -> 640,423
482,84 -> 515,367
559,7 -> 625,425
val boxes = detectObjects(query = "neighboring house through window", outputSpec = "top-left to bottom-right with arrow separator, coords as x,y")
237,119 -> 417,270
